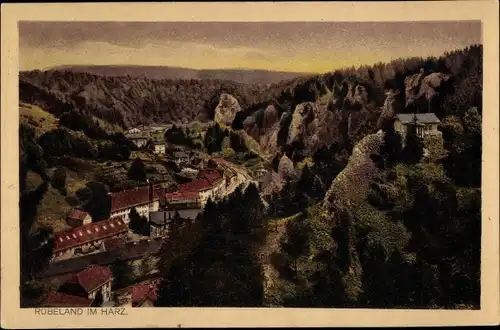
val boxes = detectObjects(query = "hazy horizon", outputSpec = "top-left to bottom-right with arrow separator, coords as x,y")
19,21 -> 481,73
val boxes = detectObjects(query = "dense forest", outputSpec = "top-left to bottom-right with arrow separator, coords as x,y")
19,45 -> 482,308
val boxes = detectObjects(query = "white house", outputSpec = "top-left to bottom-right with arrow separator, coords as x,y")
154,144 -> 165,155
109,185 -> 161,224
394,113 -> 441,138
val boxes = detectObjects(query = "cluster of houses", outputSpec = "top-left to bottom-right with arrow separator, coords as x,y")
52,156 -> 245,264
42,264 -> 161,308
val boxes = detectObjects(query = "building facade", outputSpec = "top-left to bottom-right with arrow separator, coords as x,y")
394,113 -> 441,138
66,208 -> 92,227
154,144 -> 166,155
109,186 -> 161,223
52,217 -> 128,261
57,265 -> 113,305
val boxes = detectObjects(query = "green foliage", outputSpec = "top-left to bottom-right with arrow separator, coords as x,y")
164,124 -> 202,149
128,207 -> 149,236
204,123 -> 230,154
280,215 -> 310,278
442,107 -> 482,187
401,124 -> 424,164
110,260 -> 134,289
38,128 -> 98,160
77,181 -> 111,221
156,182 -> 267,307
51,167 -> 67,195
127,158 -> 147,182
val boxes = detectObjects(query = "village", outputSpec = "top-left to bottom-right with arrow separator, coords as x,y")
36,113 -> 444,309
39,124 -> 256,308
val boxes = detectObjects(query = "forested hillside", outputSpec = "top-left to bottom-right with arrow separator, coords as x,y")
19,45 -> 483,309
153,45 -> 483,309
49,65 -> 312,85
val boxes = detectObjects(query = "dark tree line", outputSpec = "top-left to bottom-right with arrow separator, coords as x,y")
164,124 -> 203,149
19,124 -> 55,307
155,183 -> 267,306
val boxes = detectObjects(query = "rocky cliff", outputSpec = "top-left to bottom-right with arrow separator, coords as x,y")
404,69 -> 452,109
214,94 -> 242,127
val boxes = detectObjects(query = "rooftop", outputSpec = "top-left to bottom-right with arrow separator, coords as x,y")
110,186 -> 161,212
131,283 -> 159,306
42,291 -> 94,307
65,265 -> 113,293
165,191 -> 200,200
67,209 -> 90,221
54,217 -> 128,252
395,113 -> 440,125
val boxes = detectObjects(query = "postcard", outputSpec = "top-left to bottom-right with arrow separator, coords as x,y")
1,1 -> 499,328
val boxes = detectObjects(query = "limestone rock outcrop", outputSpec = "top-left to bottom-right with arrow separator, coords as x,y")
214,93 -> 242,126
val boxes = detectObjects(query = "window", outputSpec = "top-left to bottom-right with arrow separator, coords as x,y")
86,230 -> 92,234
103,226 -> 108,230
110,223 -> 115,228
66,235 -> 70,240
78,231 -> 83,237
72,234 -> 77,239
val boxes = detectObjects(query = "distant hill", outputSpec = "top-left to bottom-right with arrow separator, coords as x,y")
47,65 -> 313,85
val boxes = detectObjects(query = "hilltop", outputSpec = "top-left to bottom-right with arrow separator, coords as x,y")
45,65 -> 312,86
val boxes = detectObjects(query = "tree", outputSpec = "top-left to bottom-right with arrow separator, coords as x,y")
129,207 -> 148,235
281,218 -> 310,278
401,122 -> 424,164
51,167 -> 67,195
110,260 -> 134,289
83,181 -> 111,221
128,158 -> 147,181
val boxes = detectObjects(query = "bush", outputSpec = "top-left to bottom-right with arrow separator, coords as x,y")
51,167 -> 67,195
128,158 -> 147,182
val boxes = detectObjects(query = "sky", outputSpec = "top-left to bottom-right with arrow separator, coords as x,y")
19,21 -> 481,73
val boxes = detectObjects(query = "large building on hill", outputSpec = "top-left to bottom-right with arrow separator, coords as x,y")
109,185 -> 162,223
394,113 -> 441,138
52,217 -> 128,261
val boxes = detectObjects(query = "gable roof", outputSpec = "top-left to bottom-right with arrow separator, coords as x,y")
54,217 -> 128,252
42,291 -> 94,307
110,186 -> 160,212
66,265 -> 113,293
165,191 -> 200,200
67,209 -> 90,221
178,178 -> 213,192
131,283 -> 159,306
395,113 -> 440,125
198,169 -> 222,184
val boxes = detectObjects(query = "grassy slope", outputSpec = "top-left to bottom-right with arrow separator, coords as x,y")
261,212 -> 303,306
19,102 -> 59,137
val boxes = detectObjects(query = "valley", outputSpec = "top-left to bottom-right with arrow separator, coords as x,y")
20,44 -> 483,310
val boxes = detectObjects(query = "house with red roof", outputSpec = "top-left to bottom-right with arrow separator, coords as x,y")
207,157 -> 240,187
109,184 -> 161,224
66,208 -> 92,227
180,168 -> 225,205
52,217 -> 128,261
56,265 -> 113,306
131,282 -> 159,307
114,277 -> 161,307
